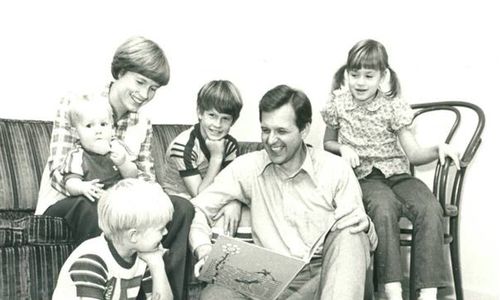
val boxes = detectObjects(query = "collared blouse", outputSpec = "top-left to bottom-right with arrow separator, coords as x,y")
320,88 -> 414,179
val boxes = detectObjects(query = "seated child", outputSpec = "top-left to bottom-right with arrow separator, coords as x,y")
52,178 -> 174,300
44,94 -> 137,245
162,80 -> 250,237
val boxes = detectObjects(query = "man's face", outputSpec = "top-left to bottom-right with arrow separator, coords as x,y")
260,103 -> 309,174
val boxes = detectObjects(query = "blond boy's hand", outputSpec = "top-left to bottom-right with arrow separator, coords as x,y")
438,143 -> 461,170
138,245 -> 168,267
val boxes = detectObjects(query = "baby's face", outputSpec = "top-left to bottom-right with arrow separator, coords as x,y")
75,110 -> 113,155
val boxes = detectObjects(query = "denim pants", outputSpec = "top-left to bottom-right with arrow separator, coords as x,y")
200,228 -> 370,300
359,169 -> 449,289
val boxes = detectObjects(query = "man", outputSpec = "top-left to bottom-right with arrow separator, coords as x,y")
190,85 -> 377,299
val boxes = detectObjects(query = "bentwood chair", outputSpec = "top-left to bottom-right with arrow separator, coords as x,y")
372,101 -> 485,300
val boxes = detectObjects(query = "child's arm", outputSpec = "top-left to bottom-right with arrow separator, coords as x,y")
139,248 -> 173,300
183,138 -> 226,197
323,125 -> 360,168
398,127 -> 461,168
109,140 -> 138,178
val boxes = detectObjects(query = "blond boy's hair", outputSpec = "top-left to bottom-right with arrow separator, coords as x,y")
98,178 -> 174,241
69,94 -> 113,128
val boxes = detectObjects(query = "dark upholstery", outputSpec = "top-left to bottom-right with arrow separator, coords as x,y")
0,118 -> 262,300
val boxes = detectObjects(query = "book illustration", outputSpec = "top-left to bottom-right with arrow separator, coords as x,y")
198,236 -> 306,300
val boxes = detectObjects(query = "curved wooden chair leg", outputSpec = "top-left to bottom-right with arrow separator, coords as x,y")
450,232 -> 463,300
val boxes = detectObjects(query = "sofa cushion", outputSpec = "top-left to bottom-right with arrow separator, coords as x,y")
0,119 -> 53,211
0,215 -> 72,247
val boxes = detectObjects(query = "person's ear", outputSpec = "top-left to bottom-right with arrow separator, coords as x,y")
197,108 -> 203,120
300,122 -> 311,140
126,228 -> 139,243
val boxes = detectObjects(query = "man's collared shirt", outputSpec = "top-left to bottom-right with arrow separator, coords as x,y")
190,145 -> 377,259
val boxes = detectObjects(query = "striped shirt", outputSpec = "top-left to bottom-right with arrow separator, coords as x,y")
52,234 -> 152,300
161,123 -> 239,199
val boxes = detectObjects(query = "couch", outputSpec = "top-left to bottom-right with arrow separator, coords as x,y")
0,117 -> 262,300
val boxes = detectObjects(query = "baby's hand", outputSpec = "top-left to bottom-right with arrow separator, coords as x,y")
109,140 -> 127,167
205,138 -> 226,159
438,143 -> 461,170
79,179 -> 104,202
339,145 -> 360,168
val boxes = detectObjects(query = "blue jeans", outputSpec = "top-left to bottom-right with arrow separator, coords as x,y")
200,228 -> 370,300
359,169 -> 449,289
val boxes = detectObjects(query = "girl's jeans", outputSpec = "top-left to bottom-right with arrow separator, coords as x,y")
359,169 -> 449,289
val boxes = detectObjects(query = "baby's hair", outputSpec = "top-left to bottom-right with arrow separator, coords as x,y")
111,36 -> 170,86
97,178 -> 174,241
68,95 -> 113,128
332,39 -> 401,98
197,80 -> 243,123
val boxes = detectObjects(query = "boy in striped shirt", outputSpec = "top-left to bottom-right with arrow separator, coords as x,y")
52,179 -> 174,300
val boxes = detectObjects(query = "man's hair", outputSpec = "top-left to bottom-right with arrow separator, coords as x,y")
259,84 -> 312,131
197,80 -> 243,122
98,179 -> 174,241
68,94 -> 113,128
111,36 -> 170,86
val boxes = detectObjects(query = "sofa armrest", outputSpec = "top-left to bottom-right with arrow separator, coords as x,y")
0,215 -> 73,247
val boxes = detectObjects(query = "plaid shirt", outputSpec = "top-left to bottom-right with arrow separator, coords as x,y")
48,84 -> 155,195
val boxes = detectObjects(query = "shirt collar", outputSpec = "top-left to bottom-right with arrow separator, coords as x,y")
259,143 -> 317,182
343,89 -> 385,112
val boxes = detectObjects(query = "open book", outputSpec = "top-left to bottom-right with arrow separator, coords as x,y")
198,219 -> 336,300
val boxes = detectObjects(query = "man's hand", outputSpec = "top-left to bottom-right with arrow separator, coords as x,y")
339,145 -> 360,168
194,244 -> 213,278
333,205 -> 370,234
213,200 -> 242,236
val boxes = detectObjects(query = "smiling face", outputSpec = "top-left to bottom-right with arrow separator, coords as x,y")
347,68 -> 385,103
74,107 -> 113,154
198,108 -> 233,140
260,103 -> 309,174
111,71 -> 160,117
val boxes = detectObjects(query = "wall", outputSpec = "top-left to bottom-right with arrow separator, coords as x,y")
1,1 -> 498,298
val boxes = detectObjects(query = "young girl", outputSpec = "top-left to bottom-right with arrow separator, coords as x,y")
320,39 -> 460,300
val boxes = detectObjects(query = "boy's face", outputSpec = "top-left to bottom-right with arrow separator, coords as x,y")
198,108 -> 233,140
134,224 -> 168,252
75,109 -> 113,155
